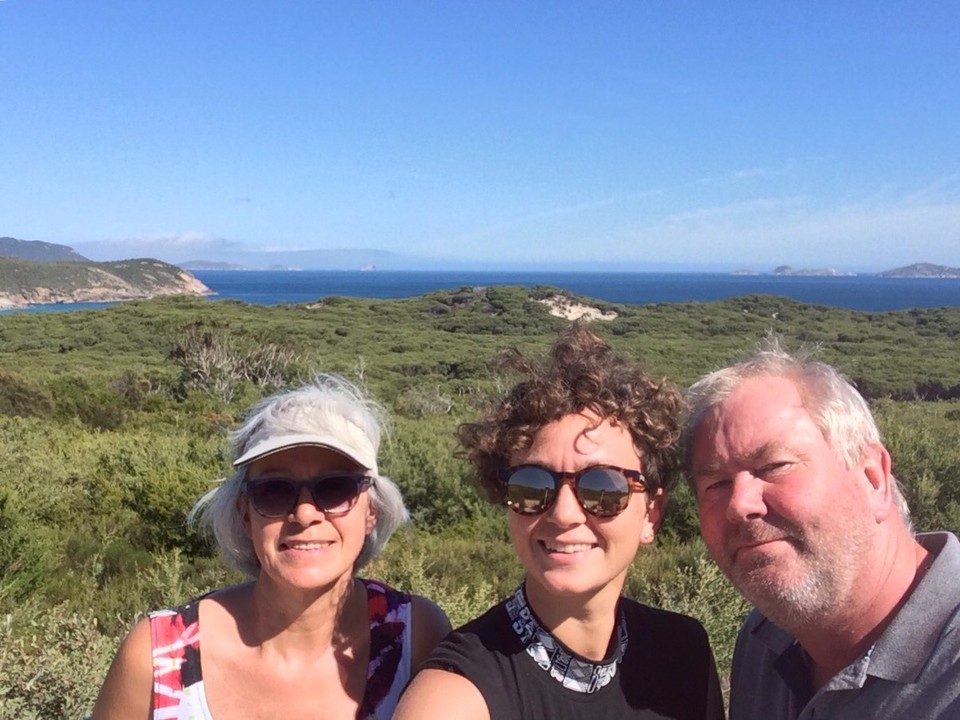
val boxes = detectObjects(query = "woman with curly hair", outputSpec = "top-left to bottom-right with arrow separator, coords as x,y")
395,325 -> 723,720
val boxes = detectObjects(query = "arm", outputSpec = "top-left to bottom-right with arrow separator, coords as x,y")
393,668 -> 490,720
91,617 -> 153,720
408,594 -> 452,670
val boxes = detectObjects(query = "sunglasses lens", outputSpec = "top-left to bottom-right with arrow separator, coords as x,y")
577,467 -> 632,517
248,479 -> 298,518
505,466 -> 556,515
247,476 -> 366,518
311,475 -> 363,515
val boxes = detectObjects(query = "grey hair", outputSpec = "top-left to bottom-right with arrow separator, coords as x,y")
684,336 -> 912,526
188,374 -> 410,577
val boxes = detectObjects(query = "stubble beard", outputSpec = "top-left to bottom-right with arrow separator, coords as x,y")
724,522 -> 862,633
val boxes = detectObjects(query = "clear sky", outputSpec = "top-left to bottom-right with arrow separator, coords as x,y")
2,1 -> 958,272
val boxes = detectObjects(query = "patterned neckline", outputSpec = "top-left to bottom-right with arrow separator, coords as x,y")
504,582 -> 628,694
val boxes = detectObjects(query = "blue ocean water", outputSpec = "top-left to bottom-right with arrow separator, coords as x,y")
4,270 -> 959,314
191,270 -> 960,312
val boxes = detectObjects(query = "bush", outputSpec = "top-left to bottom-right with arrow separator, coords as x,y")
0,604 -> 115,719
0,370 -> 53,418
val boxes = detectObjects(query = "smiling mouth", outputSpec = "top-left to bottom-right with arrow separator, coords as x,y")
283,541 -> 332,551
542,540 -> 594,554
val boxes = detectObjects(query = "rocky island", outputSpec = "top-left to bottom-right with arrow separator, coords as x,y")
877,263 -> 960,278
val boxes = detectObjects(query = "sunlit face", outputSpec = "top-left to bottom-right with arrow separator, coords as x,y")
690,376 -> 877,627
241,445 -> 376,593
507,412 -> 662,609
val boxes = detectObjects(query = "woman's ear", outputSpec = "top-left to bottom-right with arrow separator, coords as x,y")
365,497 -> 378,536
639,488 -> 666,545
237,493 -> 253,539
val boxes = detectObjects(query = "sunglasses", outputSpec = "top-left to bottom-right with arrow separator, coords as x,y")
498,464 -> 647,518
243,474 -> 373,518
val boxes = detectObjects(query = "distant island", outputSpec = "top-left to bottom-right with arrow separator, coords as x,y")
733,263 -> 959,278
877,263 -> 960,278
771,265 -> 855,277
179,260 -> 248,271
0,237 -> 212,308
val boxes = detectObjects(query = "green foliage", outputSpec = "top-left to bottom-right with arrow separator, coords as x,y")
369,531 -> 507,629
0,370 -> 53,418
169,326 -> 303,402
0,604 -> 115,720
876,400 -> 960,533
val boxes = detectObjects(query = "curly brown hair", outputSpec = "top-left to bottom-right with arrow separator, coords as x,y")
458,324 -> 684,505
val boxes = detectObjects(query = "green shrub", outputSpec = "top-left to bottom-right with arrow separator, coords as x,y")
0,370 -> 54,418
0,604 -> 115,719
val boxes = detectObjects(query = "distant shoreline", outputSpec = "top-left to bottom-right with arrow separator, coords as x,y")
4,269 -> 959,314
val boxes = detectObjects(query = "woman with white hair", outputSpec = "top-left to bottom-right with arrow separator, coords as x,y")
93,374 -> 450,719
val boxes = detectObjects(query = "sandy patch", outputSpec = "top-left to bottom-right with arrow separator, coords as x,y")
538,294 -> 618,322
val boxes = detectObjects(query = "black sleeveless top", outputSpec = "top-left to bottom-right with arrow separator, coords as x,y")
423,591 -> 724,720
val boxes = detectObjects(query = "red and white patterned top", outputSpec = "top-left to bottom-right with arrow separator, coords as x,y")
149,579 -> 413,719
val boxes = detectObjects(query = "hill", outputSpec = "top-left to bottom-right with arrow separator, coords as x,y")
0,257 -> 212,308
877,262 -> 960,278
0,236 -> 90,262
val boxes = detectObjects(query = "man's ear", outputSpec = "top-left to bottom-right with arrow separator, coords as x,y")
639,488 -> 666,545
861,442 -> 894,524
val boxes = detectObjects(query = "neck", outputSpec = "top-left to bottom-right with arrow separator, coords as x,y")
522,576 -> 624,661
793,531 -> 929,687
246,573 -> 363,652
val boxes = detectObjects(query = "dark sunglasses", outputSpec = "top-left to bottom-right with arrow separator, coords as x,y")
243,474 -> 372,518
498,464 -> 647,518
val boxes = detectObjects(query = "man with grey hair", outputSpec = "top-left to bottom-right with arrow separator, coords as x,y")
685,339 -> 960,719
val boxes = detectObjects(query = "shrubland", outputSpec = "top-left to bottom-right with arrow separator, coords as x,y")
1,288 -> 958,717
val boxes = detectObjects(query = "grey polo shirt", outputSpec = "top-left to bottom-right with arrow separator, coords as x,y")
728,531 -> 960,719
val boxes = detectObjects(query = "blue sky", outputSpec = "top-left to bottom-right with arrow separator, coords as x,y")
2,1 -> 958,272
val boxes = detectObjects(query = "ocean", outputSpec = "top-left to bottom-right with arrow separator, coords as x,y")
193,270 -> 960,312
4,270 -> 960,314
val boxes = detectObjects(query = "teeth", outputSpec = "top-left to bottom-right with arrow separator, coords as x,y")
543,541 -> 593,554
287,542 -> 329,550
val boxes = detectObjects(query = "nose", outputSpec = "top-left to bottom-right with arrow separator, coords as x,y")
547,482 -> 588,526
725,473 -> 767,523
289,486 -> 325,524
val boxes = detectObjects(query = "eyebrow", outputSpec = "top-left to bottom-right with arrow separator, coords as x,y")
692,441 -> 791,477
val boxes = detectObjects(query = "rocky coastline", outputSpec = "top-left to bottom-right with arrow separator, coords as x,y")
0,266 -> 212,309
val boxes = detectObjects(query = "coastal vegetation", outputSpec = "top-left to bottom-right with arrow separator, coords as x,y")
1,287 -> 959,716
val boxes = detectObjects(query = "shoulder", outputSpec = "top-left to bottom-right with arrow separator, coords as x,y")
430,599 -> 514,660
409,593 -> 453,668
621,598 -> 711,644
738,607 -> 767,635
394,668 -> 490,720
621,600 -> 726,720
355,578 -> 453,669
620,600 -> 717,683
91,617 -> 153,720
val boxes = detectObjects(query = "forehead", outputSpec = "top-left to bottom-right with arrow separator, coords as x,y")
515,411 -> 640,468
692,376 -> 818,459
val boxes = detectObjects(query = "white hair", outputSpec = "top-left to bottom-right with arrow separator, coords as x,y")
189,374 -> 409,576
684,337 -> 912,527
